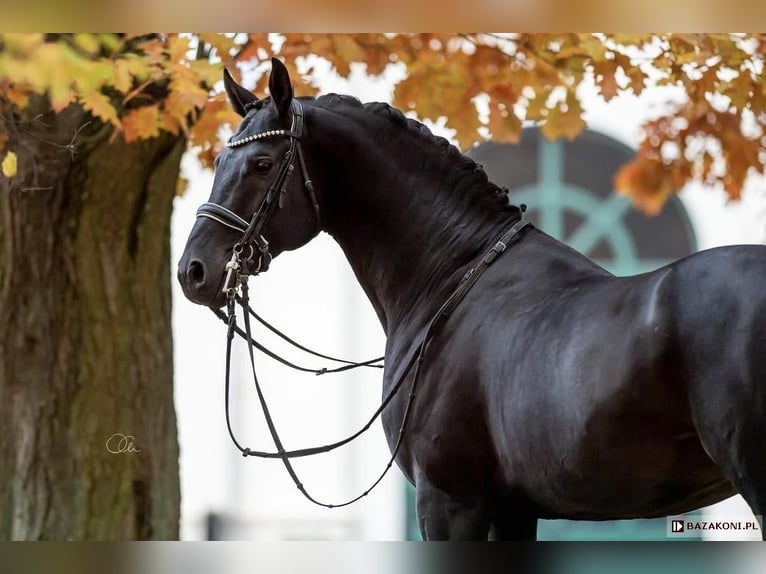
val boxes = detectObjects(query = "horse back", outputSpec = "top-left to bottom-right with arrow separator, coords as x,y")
413,242 -> 755,517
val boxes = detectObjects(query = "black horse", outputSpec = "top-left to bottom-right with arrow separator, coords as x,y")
178,59 -> 766,540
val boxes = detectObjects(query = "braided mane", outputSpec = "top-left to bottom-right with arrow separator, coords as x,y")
314,94 -> 521,216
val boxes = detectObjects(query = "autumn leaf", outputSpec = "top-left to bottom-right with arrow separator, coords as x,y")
488,99 -> 522,144
2,151 -> 17,178
615,157 -> 673,215
451,104 -> 482,150
593,60 -> 619,102
165,65 -> 210,130
330,35 -> 365,76
539,93 -> 585,141
122,105 -> 161,141
1,33 -> 764,207
111,58 -> 136,93
625,66 -> 646,96
5,86 -> 30,108
80,91 -> 119,125
176,175 -> 189,196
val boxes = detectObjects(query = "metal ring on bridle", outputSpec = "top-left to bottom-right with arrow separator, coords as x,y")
195,99 -> 314,288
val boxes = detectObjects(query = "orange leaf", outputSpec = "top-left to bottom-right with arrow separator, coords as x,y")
488,100 -> 521,144
5,86 -> 30,109
234,34 -> 273,62
451,105 -> 482,150
122,105 -> 161,141
330,35 -> 365,77
190,98 -> 240,149
626,66 -> 646,96
393,75 -> 421,111
593,60 -> 619,102
166,66 -> 209,123
615,157 -> 673,215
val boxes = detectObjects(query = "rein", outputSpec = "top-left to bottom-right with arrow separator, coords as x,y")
222,218 -> 530,508
212,304 -> 383,375
196,97 -> 531,507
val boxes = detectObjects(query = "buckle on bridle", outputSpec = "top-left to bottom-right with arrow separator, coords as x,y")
222,249 -> 242,294
223,238 -> 272,293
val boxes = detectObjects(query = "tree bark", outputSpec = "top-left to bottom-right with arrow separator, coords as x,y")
0,98 -> 182,540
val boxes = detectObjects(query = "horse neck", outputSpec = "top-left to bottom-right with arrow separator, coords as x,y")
307,107 -> 517,336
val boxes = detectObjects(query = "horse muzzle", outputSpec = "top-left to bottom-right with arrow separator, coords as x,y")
177,254 -> 228,309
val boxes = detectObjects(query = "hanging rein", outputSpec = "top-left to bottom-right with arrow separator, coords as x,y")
197,99 -> 531,508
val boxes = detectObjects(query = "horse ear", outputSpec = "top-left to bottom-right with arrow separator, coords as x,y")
223,68 -> 257,117
269,57 -> 293,118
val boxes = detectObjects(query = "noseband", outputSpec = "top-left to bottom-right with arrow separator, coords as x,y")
196,99 -> 320,292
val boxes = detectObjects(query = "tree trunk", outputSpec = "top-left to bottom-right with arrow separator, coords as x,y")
0,99 -> 182,540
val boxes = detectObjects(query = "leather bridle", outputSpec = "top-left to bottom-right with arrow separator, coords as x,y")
195,95 -> 532,509
196,99 -> 320,290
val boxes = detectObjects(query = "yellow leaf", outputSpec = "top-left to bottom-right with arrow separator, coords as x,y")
2,151 -> 18,178
2,33 -> 44,55
540,93 -> 585,141
111,58 -> 135,93
74,34 -> 101,55
166,35 -> 191,63
197,33 -> 238,64
176,175 -> 189,196
525,92 -> 550,121
80,91 -> 119,125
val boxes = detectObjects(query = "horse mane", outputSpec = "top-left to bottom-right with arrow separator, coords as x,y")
314,94 -> 522,217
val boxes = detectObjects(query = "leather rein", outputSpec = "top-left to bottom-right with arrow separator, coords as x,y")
196,99 -> 531,508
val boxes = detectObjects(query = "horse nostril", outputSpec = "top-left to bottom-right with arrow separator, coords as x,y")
187,260 -> 206,286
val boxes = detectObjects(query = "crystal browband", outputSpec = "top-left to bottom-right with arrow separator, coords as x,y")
226,129 -> 289,148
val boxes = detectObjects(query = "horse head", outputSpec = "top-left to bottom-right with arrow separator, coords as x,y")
178,59 -> 322,308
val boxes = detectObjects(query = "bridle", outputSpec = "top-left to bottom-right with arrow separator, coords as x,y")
196,99 -> 320,290
194,96 -> 532,509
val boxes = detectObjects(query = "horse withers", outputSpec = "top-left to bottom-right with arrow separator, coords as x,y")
178,58 -> 766,540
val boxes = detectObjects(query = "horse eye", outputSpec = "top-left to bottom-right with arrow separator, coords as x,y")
254,158 -> 273,173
